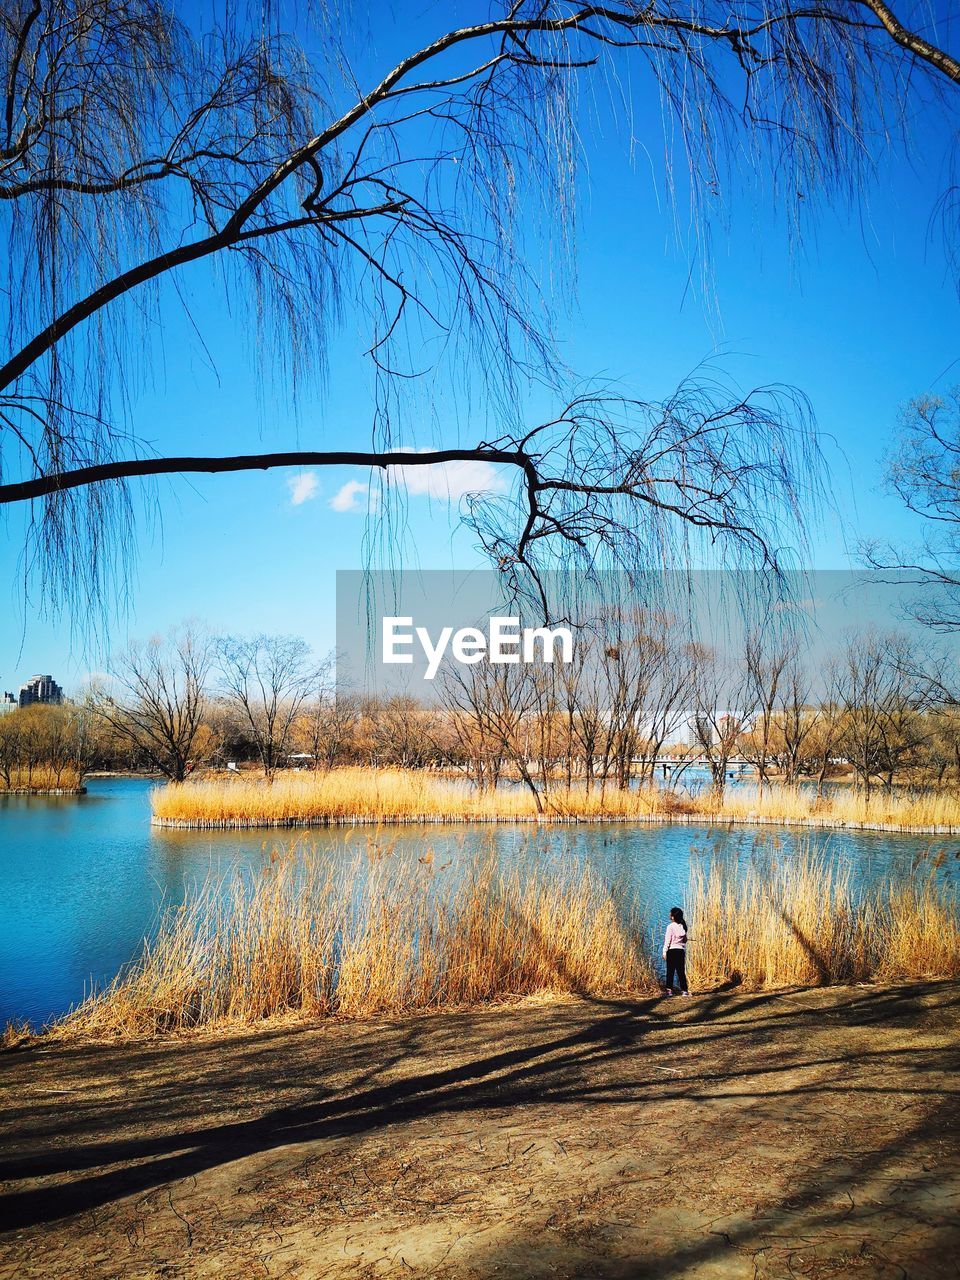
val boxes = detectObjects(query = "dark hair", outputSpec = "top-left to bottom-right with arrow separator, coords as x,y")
670,907 -> 687,930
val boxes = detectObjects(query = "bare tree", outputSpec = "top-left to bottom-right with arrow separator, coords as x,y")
0,709 -> 21,786
440,657 -> 548,808
354,694 -> 444,769
290,655 -> 344,770
772,658 -> 823,786
741,632 -> 796,793
96,625 -> 213,780
866,391 -> 960,630
642,634 -> 696,781
923,704 -> 960,785
5,1 -> 958,616
217,634 -> 316,777
690,644 -> 757,800
835,632 -> 931,797
588,611 -> 675,791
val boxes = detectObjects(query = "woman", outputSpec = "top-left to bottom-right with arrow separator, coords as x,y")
662,906 -> 690,997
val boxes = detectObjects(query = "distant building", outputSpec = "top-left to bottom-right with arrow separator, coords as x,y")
18,674 -> 63,708
0,691 -> 16,715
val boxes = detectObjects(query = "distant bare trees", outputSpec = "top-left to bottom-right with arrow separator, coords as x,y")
0,701 -> 94,786
834,633 -> 932,797
96,626 -> 214,781
8,611 -> 960,796
217,635 -> 318,778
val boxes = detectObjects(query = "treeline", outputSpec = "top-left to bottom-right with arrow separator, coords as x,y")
5,622 -> 960,799
0,703 -> 96,788
435,626 -> 960,803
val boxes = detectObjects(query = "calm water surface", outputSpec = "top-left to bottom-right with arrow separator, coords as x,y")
0,777 -> 953,1028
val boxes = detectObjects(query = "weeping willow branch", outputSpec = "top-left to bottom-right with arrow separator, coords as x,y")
852,0 -> 960,86
0,0 -> 956,617
0,446 -> 533,502
0,382 -> 824,614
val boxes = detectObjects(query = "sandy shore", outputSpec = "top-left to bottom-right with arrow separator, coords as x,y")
1,982 -> 958,1278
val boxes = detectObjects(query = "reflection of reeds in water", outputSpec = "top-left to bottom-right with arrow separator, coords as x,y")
152,769 -> 960,832
57,850 -> 654,1038
50,841 -> 960,1040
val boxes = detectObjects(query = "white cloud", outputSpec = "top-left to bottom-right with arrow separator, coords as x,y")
287,471 -> 319,506
387,453 -> 509,501
330,479 -> 375,513
329,450 -> 509,514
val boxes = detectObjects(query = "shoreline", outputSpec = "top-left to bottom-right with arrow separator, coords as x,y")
150,809 -> 960,835
1,786 -> 87,796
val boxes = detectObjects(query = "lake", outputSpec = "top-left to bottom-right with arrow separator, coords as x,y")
0,777 -> 953,1028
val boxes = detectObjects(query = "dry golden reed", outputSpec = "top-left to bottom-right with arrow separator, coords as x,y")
50,839 -> 959,1041
56,851 -> 655,1038
151,768 -> 687,827
151,770 -> 960,832
0,765 -> 83,792
709,783 -> 960,831
686,848 -> 960,988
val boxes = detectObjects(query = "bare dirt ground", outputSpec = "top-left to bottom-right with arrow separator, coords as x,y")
1,982 -> 958,1279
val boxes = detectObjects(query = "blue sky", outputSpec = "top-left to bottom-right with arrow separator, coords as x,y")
1,1 -> 959,692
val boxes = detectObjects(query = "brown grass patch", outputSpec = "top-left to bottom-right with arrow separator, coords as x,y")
50,837 -> 960,1040
55,853 -> 655,1038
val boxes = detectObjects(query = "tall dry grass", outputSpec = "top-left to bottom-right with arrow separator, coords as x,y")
151,769 -> 960,832
687,849 -> 960,988
56,852 -> 654,1038
151,768 -> 688,827
0,764 -> 83,791
51,839 -> 960,1041
711,784 -> 960,830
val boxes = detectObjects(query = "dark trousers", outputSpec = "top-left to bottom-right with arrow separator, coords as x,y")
665,948 -> 687,992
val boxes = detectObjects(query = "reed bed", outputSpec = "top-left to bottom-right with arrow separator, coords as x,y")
150,769 -> 960,833
151,768 -> 686,827
712,784 -> 960,830
56,852 -> 655,1038
49,839 -> 960,1041
687,849 -> 960,988
0,764 -> 83,792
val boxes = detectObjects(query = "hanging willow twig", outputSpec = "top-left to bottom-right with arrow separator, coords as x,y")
0,1 -> 956,616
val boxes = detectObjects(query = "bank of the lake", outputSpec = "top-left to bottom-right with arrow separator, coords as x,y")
2,777 -> 958,1031
0,786 -> 86,796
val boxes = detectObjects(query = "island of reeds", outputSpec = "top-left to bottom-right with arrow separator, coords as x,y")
149,767 -> 960,833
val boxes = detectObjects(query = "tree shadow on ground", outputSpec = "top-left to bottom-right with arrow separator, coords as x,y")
448,1084 -> 960,1280
1,979 -> 957,1240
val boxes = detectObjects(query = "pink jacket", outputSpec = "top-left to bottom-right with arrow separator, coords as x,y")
663,921 -> 687,956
